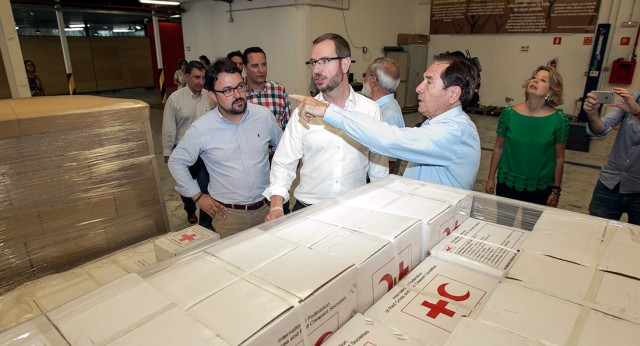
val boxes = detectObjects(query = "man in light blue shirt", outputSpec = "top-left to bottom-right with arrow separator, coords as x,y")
169,58 -> 282,237
290,54 -> 481,190
362,57 -> 405,173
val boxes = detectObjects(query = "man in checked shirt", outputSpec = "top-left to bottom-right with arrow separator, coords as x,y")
243,46 -> 292,131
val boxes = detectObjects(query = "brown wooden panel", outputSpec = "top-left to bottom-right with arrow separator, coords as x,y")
90,37 -> 154,91
68,37 -> 98,93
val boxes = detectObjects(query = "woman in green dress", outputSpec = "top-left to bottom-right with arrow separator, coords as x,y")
485,65 -> 568,229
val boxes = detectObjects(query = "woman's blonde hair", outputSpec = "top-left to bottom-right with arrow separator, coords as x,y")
523,65 -> 564,107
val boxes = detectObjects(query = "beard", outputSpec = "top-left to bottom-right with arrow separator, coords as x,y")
361,81 -> 372,98
315,70 -> 343,94
221,97 -> 247,115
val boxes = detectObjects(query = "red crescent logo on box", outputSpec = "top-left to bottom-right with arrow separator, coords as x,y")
315,331 -> 332,345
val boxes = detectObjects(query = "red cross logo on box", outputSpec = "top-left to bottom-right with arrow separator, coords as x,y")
621,37 -> 631,45
178,233 -> 197,242
444,245 -> 455,253
400,274 -> 489,331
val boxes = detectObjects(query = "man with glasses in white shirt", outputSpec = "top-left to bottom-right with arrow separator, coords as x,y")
169,58 -> 282,237
263,33 -> 388,221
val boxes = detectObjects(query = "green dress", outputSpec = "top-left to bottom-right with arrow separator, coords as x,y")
497,106 -> 569,191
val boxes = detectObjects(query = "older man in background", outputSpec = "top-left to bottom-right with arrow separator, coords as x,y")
362,57 -> 405,173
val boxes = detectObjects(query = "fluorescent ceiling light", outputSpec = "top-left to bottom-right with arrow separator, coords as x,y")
64,27 -> 84,31
113,28 -> 135,33
69,23 -> 85,28
139,0 -> 180,5
170,14 -> 181,18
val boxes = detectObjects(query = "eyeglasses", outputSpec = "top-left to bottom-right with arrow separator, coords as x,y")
305,57 -> 346,68
213,82 -> 247,97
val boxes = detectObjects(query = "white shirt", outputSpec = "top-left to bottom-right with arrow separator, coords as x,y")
162,86 -> 211,157
264,87 -> 389,204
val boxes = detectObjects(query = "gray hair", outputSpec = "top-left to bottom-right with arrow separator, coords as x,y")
370,57 -> 400,93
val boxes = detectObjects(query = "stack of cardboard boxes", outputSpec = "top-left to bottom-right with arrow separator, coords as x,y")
2,175 -> 640,345
0,96 -> 170,295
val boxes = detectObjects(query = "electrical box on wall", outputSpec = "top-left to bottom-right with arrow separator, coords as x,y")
609,59 -> 636,84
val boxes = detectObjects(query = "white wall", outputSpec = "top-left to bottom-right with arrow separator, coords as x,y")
181,0 -> 640,115
181,0 -> 421,94
428,0 -> 640,114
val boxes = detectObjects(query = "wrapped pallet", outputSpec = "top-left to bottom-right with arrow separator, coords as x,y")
0,95 -> 169,294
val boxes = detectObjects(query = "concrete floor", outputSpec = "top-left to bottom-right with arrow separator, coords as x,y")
96,88 -> 619,231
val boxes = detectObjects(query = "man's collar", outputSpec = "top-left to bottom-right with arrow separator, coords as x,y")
424,105 -> 464,124
376,93 -> 395,107
318,85 -> 357,108
186,86 -> 201,100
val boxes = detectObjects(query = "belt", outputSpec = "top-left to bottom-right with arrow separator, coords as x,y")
220,200 -> 265,211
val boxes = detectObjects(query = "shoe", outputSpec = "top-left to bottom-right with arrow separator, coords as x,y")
187,214 -> 198,224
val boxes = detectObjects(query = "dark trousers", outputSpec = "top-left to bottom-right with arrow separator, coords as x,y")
180,157 -> 212,228
496,183 -> 551,231
292,200 -> 310,212
589,180 -> 640,225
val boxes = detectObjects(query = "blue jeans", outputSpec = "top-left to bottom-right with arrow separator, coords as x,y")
589,180 -> 640,225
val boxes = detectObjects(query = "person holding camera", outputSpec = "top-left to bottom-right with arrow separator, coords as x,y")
583,87 -> 640,224
485,65 -> 568,229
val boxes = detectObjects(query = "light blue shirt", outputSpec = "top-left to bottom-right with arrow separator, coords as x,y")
168,103 -> 282,204
324,105 -> 481,190
377,94 -> 405,128
377,93 -> 405,161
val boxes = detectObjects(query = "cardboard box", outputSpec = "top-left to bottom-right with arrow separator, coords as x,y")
0,315 -> 69,345
33,270 -> 103,312
384,180 -> 472,232
523,210 -> 607,266
269,216 -> 420,312
476,280 -> 640,345
154,225 -> 221,261
397,33 -> 429,45
111,240 -> 158,273
108,306 -> 228,345
150,234 -> 357,346
507,250 -> 596,302
330,197 -> 452,259
477,281 -> 582,345
430,218 -> 528,278
323,313 -> 424,345
509,226 -> 640,324
444,317 -> 547,345
0,95 -> 170,294
0,287 -> 43,334
47,273 -> 175,345
365,257 -> 499,345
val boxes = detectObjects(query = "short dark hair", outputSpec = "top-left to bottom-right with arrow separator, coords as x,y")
186,60 -> 205,75
177,59 -> 187,69
433,53 -> 480,107
227,50 -> 243,60
198,55 -> 210,65
242,47 -> 266,65
312,33 -> 351,58
205,58 -> 242,91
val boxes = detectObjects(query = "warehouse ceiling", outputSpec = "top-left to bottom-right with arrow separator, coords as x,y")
10,0 -> 185,34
